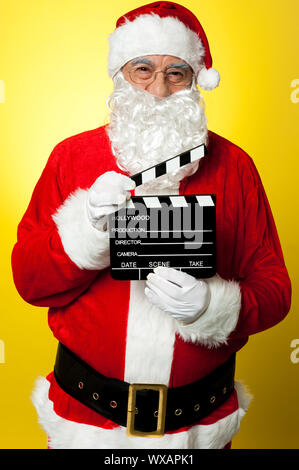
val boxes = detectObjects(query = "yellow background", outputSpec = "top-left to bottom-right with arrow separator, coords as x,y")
1,0 -> 298,449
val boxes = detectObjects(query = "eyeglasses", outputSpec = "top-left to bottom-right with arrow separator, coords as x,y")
127,64 -> 193,86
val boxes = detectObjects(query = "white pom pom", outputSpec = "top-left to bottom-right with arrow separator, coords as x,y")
197,67 -> 220,91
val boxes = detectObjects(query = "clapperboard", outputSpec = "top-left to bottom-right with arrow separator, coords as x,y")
108,144 -> 216,280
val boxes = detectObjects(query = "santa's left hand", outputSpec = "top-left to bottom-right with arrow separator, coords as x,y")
145,267 -> 211,324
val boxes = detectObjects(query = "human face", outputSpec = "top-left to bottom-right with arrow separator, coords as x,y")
121,55 -> 193,98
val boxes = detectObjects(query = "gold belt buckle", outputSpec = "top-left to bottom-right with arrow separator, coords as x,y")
127,383 -> 168,438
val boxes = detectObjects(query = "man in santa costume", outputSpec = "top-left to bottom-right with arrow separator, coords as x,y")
12,2 -> 291,449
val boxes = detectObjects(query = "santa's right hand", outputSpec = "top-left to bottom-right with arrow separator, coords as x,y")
86,171 -> 136,231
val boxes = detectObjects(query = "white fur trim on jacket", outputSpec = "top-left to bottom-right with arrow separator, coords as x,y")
124,279 -> 177,385
108,14 -> 205,78
31,376 -> 251,449
52,188 -> 110,270
176,274 -> 241,347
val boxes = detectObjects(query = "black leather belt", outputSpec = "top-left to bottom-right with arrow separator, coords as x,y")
54,342 -> 235,437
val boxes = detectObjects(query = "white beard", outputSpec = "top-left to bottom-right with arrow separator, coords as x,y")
106,72 -> 208,193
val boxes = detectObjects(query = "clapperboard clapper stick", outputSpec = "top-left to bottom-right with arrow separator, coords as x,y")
108,143 -> 216,280
130,143 -> 207,187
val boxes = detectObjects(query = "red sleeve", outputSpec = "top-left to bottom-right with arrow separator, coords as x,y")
11,143 -> 99,308
176,141 -> 291,348
230,162 -> 292,339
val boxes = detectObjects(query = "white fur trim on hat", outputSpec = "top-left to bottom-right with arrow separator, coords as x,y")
108,14 -> 205,78
197,67 -> 220,91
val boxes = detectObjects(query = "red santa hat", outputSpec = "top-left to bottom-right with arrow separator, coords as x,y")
108,1 -> 220,91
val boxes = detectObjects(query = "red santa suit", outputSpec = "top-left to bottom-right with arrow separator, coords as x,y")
11,125 -> 291,448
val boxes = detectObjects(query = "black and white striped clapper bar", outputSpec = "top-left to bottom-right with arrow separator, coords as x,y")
108,144 -> 216,280
130,143 -> 207,187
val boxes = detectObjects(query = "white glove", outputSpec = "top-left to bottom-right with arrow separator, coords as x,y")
145,267 -> 211,324
86,171 -> 136,231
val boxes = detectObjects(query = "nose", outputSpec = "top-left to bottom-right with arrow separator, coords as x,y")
145,71 -> 171,98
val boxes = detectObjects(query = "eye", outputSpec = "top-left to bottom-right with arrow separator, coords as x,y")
168,71 -> 184,77
135,66 -> 151,73
166,69 -> 186,82
129,65 -> 153,83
